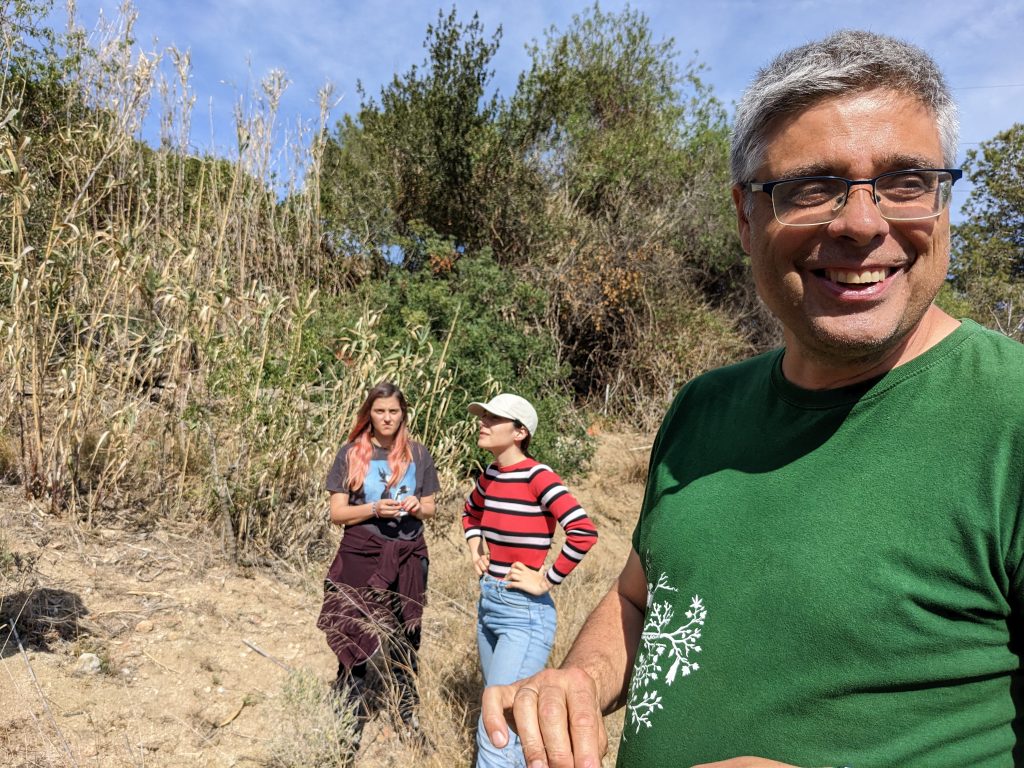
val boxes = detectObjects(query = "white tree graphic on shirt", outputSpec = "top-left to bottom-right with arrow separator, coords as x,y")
626,571 -> 707,734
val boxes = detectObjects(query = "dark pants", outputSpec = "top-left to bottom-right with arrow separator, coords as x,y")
333,622 -> 422,727
331,558 -> 427,736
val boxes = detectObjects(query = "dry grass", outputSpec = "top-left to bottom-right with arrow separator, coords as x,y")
264,669 -> 361,768
0,434 -> 641,767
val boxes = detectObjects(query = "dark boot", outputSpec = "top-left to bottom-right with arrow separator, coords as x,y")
397,710 -> 433,755
331,664 -> 375,759
391,659 -> 432,754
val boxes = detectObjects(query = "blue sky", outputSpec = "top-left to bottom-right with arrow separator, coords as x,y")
54,1 -> 1024,219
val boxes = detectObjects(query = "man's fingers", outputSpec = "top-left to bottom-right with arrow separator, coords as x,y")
510,685 -> 548,766
480,684 -> 514,749
565,676 -> 607,767
533,685 -> 575,768
483,669 -> 606,768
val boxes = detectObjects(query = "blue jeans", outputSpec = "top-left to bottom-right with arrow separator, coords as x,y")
475,574 -> 557,768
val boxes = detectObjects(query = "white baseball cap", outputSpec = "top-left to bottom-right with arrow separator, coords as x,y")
468,393 -> 538,435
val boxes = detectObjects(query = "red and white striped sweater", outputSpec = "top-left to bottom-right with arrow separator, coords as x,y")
462,458 -> 598,585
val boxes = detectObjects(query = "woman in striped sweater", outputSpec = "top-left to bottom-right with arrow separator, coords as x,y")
463,393 -> 598,768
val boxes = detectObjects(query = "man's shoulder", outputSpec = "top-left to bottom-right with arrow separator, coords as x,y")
956,320 -> 1024,379
955,320 -> 1024,409
962,319 -> 1024,361
656,348 -> 780,432
680,347 -> 780,398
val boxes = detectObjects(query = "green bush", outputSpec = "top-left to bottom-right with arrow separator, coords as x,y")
317,240 -> 593,479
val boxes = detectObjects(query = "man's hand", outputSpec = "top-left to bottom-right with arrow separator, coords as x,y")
691,759 -> 799,768
506,561 -> 551,595
479,549 -> 646,768
481,666 -> 608,768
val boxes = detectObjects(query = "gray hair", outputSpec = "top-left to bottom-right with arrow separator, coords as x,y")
730,29 -> 959,185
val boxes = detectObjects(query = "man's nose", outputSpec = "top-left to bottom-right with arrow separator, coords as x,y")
828,185 -> 889,242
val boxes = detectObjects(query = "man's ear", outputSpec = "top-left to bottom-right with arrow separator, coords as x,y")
731,184 -> 753,255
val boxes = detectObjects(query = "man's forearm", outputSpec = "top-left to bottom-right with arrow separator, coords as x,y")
561,574 -> 645,714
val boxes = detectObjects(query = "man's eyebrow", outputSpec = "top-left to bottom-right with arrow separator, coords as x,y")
772,163 -> 837,179
770,154 -> 945,181
875,152 -> 944,170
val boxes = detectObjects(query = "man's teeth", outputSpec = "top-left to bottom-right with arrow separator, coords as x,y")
825,268 -> 889,284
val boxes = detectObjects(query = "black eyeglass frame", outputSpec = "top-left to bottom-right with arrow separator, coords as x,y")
747,168 -> 963,226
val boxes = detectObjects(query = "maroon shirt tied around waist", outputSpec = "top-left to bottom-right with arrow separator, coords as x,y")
316,525 -> 428,670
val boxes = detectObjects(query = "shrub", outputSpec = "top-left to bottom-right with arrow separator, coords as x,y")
326,240 -> 593,478
265,669 -> 360,768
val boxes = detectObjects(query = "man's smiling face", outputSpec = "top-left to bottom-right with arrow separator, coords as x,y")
734,89 -> 951,382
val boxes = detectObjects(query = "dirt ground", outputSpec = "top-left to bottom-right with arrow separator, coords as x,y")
0,479 -> 342,767
0,431 -> 649,767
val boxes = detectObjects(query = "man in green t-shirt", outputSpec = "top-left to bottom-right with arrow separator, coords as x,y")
480,30 -> 1024,768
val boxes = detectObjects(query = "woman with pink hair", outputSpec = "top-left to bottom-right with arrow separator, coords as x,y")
317,380 -> 439,752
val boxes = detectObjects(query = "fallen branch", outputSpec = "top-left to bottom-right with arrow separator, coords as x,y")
217,699 -> 247,727
143,649 -> 182,675
241,638 -> 293,672
11,622 -> 80,767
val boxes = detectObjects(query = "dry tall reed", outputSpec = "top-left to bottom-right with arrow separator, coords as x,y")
0,3 -> 472,564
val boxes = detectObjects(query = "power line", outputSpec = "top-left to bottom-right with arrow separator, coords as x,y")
952,83 -> 1024,90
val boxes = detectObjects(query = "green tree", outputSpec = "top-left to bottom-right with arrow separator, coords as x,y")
315,8 -> 590,470
951,123 -> 1024,339
1,0 -> 90,258
505,3 -> 752,422
317,3 -> 759,430
320,7 -> 503,257
317,243 -> 592,477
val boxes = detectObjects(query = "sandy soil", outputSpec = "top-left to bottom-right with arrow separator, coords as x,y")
0,431 -> 649,767
0,480 -> 341,767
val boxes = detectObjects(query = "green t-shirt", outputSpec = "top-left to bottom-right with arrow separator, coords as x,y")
622,320 -> 1024,768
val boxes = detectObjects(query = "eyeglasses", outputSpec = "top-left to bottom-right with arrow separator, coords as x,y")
747,168 -> 963,227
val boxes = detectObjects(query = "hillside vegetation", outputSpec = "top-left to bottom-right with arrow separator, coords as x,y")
0,1 -> 764,556
0,434 -> 643,767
